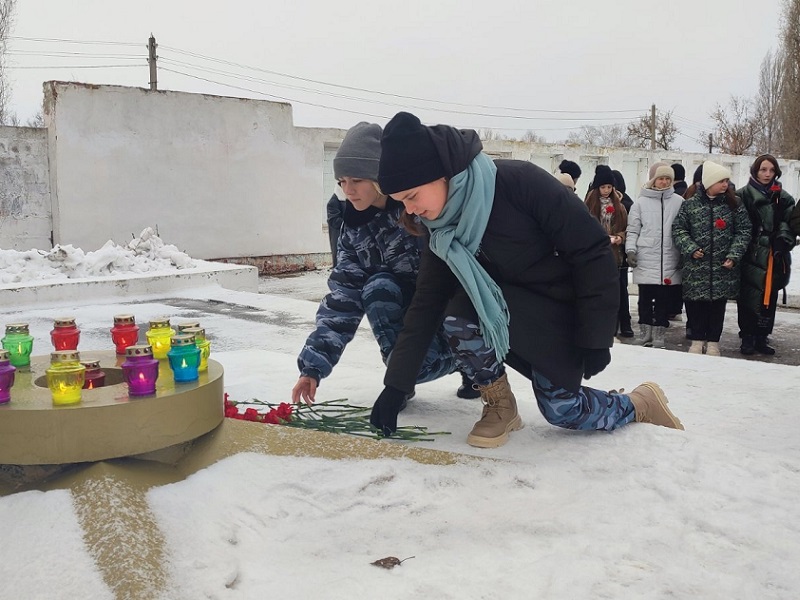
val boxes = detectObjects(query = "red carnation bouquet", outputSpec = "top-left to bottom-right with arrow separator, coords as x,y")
224,393 -> 449,442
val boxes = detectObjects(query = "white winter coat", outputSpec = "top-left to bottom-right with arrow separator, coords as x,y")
626,186 -> 684,285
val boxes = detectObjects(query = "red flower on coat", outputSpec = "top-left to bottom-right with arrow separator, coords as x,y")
714,218 -> 727,229
605,205 -> 615,214
663,278 -> 672,285
770,184 -> 782,193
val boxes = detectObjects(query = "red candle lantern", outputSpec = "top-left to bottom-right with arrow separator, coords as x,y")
81,360 -> 106,389
50,317 -> 81,351
110,314 -> 140,355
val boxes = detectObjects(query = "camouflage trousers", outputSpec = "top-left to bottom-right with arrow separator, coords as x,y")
444,315 -> 635,431
363,273 -> 456,384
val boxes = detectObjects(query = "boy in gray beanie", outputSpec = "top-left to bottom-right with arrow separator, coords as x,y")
292,121 -> 476,410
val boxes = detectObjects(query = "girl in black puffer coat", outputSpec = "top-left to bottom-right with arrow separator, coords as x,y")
367,112 -> 684,447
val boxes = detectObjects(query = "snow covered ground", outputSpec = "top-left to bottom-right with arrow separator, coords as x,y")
1,263 -> 799,598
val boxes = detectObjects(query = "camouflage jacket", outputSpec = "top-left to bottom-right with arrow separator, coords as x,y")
671,191 -> 751,301
297,199 -> 423,382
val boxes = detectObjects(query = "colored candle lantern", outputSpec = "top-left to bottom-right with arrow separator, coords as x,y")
110,314 -> 140,355
50,317 -> 81,351
0,349 -> 16,404
121,345 -> 160,396
175,321 -> 201,333
166,334 -> 201,383
182,327 -> 210,372
145,318 -> 175,360
81,360 -> 106,389
2,323 -> 34,368
46,351 -> 85,406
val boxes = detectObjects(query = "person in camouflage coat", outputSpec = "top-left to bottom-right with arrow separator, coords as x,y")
292,122 -> 465,406
672,161 -> 751,355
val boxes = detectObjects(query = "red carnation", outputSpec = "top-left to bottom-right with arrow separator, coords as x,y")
605,205 -> 615,214
663,278 -> 672,285
243,408 -> 262,422
714,218 -> 727,229
770,184 -> 781,193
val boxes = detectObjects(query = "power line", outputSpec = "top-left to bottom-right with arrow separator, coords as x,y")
6,64 -> 142,70
7,50 -> 143,59
160,43 -> 647,116
8,35 -> 141,47
158,55 -> 640,123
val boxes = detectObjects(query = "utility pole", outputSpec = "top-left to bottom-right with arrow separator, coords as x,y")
708,133 -> 713,154
148,34 -> 158,91
650,104 -> 656,151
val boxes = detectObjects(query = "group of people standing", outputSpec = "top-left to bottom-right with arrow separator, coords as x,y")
292,114 -> 686,451
569,155 -> 797,358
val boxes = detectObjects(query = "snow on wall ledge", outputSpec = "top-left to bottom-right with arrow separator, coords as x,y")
0,262 -> 257,308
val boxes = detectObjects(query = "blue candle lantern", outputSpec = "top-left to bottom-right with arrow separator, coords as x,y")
166,334 -> 201,383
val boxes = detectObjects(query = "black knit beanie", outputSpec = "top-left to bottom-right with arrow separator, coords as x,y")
559,159 -> 582,182
333,122 -> 383,181
611,170 -> 627,193
593,165 -> 615,187
378,112 -> 446,195
692,164 -> 703,184
671,163 -> 686,181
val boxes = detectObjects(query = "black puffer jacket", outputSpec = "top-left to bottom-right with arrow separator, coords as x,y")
384,128 -> 618,394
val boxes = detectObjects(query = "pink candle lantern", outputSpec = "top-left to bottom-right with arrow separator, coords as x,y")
50,317 -> 81,351
110,314 -> 140,355
121,345 -> 160,396
81,360 -> 106,389
0,349 -> 16,404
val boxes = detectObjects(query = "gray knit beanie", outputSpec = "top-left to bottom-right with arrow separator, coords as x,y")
333,122 -> 382,181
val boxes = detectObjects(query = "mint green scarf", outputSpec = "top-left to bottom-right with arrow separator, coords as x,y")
421,153 -> 510,359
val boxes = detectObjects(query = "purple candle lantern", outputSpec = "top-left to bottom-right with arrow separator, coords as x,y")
121,345 -> 159,396
0,348 -> 16,404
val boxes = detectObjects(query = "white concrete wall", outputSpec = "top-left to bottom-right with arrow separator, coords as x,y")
45,82 -> 346,261
0,126 -> 51,250
481,139 -> 800,200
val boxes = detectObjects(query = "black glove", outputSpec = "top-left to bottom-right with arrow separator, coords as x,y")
370,386 -> 407,436
626,251 -> 637,268
581,348 -> 611,380
773,236 -> 793,256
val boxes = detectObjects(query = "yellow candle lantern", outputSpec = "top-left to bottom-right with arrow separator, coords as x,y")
46,350 -> 86,406
181,327 -> 210,372
145,318 -> 176,360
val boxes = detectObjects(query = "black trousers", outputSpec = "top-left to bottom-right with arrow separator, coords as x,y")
684,298 -> 727,342
637,284 -> 669,327
667,284 -> 684,316
618,268 -> 631,322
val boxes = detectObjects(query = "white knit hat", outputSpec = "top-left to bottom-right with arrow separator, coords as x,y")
555,172 -> 575,190
701,160 -> 731,189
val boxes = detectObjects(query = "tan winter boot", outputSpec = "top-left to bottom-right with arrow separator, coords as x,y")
705,341 -> 720,356
466,373 -> 523,448
650,326 -> 666,349
629,382 -> 684,430
633,324 -> 653,346
688,340 -> 704,354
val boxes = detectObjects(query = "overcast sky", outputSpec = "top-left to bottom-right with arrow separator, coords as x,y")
5,0 -> 784,152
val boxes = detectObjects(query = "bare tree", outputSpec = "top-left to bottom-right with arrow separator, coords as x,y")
754,49 -> 784,154
566,123 -> 631,147
25,110 -> 44,128
779,0 -> 800,158
0,0 -> 16,125
520,129 -> 546,144
707,96 -> 757,155
478,127 -> 506,141
626,109 -> 679,151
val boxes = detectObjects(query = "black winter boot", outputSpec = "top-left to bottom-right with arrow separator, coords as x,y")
456,371 -> 481,399
618,318 -> 634,338
754,336 -> 776,355
740,335 -> 756,355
